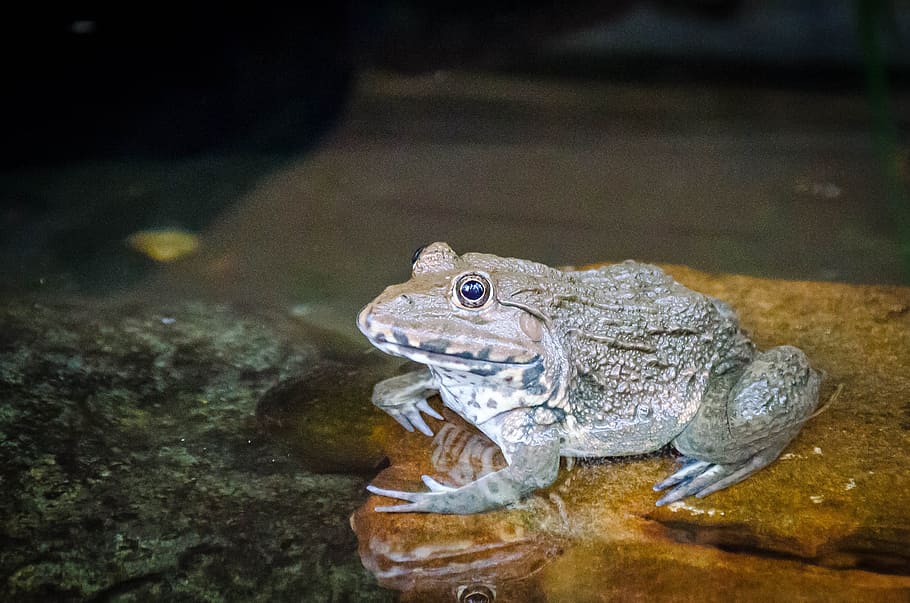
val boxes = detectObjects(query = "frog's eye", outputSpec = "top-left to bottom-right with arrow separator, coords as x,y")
454,273 -> 492,309
410,244 -> 428,267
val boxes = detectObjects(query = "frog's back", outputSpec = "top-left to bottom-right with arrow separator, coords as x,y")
555,261 -> 744,455
565,261 -> 727,341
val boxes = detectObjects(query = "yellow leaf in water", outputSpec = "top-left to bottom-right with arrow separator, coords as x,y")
126,229 -> 200,262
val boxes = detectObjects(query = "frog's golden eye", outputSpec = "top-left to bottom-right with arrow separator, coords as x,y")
454,273 -> 492,309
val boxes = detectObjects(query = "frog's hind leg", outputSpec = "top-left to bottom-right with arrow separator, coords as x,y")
654,345 -> 821,506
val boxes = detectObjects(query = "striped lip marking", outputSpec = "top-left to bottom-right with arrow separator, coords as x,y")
370,339 -> 540,372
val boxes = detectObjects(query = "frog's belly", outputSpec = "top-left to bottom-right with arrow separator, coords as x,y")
559,405 -> 695,457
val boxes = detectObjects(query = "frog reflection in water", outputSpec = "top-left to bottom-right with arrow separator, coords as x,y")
357,243 -> 821,513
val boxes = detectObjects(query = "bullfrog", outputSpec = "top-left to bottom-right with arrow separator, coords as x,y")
357,242 -> 820,513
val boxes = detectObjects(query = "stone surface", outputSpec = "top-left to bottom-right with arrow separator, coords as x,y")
0,300 -> 392,602
351,266 -> 910,601
3,266 -> 908,602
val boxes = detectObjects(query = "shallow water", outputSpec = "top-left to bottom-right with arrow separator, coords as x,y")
2,71 -> 909,601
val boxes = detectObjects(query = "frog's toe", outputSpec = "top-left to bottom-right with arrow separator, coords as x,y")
404,409 -> 434,436
366,483 -> 423,508
388,401 -> 441,436
416,400 -> 444,420
365,483 -> 416,501
388,410 -> 421,434
373,502 -> 423,513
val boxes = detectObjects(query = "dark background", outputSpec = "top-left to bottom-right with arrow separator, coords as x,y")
3,2 -> 908,161
1,1 -> 909,311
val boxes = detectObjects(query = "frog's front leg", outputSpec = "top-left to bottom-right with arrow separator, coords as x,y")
654,345 -> 821,506
367,413 -> 561,514
372,368 -> 443,436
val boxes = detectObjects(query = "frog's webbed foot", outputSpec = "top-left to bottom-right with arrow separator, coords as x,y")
371,368 -> 443,436
653,453 -> 777,506
661,345 -> 821,506
367,437 -> 560,514
366,475 -> 471,513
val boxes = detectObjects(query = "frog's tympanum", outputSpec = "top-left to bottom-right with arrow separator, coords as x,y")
357,243 -> 820,513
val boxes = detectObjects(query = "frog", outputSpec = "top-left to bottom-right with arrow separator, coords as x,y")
357,242 -> 821,513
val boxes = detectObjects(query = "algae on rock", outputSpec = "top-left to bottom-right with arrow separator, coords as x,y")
0,301 -> 391,602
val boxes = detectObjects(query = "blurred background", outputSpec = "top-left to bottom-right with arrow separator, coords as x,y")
1,1 -> 908,329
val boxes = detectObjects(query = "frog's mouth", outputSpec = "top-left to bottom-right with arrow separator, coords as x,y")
367,336 -> 541,376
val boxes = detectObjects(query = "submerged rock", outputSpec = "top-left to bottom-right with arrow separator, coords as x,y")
0,300 -> 392,602
351,266 -> 910,601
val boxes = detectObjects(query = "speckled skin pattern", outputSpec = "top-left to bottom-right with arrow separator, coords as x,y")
358,243 -> 821,513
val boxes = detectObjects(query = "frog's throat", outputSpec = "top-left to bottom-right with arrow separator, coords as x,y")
370,339 -> 542,376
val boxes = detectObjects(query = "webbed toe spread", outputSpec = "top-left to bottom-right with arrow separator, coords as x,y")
653,454 -> 779,506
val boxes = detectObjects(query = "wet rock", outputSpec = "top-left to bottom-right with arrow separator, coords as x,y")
0,300 -> 392,602
255,367 -> 390,476
352,267 -> 910,601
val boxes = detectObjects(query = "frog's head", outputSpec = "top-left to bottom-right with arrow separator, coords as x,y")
358,242 -> 566,395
